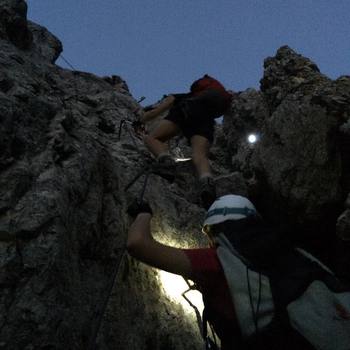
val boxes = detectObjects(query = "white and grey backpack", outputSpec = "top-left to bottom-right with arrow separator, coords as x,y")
215,218 -> 350,350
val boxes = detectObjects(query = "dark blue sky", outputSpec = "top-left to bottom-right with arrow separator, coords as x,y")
27,0 -> 350,105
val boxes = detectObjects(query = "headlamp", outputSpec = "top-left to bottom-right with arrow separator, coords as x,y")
247,133 -> 258,144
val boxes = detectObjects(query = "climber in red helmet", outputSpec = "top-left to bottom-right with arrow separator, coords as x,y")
126,195 -> 348,350
136,75 -> 233,209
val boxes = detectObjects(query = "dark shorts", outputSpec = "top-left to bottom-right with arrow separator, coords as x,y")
165,90 -> 228,143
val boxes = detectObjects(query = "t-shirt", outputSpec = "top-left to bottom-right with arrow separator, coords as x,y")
183,248 -> 242,349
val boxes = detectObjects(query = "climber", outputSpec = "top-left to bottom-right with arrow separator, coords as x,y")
126,196 -> 238,349
126,195 -> 350,350
125,195 -> 266,349
135,75 -> 233,209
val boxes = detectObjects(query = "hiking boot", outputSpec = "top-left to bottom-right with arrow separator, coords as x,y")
199,177 -> 216,210
151,155 -> 176,182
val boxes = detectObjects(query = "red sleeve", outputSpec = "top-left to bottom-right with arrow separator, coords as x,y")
184,248 -> 237,330
183,248 -> 223,283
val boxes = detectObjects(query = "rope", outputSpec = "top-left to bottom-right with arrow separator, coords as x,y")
88,168 -> 150,350
88,250 -> 126,350
59,54 -> 77,71
138,172 -> 150,203
56,53 -> 149,348
182,279 -> 203,333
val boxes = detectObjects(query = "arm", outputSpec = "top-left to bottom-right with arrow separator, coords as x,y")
127,213 -> 193,279
140,95 -> 175,123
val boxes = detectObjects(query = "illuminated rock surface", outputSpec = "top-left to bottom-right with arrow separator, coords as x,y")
0,1 -> 349,349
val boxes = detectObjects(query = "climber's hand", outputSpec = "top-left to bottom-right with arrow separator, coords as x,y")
127,199 -> 153,218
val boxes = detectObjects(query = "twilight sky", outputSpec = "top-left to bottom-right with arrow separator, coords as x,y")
27,0 -> 350,106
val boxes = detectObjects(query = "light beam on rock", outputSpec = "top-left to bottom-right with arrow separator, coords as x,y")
158,270 -> 204,315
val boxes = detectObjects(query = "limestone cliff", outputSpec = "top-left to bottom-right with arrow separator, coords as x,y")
0,1 -> 349,349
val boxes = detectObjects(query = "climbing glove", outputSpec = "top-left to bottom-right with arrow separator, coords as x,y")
127,199 -> 153,218
132,119 -> 146,137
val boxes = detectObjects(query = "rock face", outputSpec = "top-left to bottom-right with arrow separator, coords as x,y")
220,46 -> 350,265
0,1 -> 349,349
0,2 -> 204,349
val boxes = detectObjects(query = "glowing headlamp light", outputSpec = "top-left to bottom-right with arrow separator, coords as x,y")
247,133 -> 258,144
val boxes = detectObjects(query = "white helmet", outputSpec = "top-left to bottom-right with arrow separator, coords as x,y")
203,194 -> 257,226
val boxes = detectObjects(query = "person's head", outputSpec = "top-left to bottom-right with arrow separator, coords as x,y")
202,194 -> 258,245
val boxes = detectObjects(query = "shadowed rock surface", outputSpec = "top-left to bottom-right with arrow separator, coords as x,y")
219,46 -> 350,269
0,1 -> 349,349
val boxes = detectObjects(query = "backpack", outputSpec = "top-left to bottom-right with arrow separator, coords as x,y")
212,218 -> 350,350
190,74 -> 231,99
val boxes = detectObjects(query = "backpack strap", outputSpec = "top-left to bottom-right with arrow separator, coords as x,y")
202,308 -> 219,350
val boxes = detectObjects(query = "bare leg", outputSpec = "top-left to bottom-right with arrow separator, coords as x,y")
191,135 -> 216,208
190,135 -> 212,178
143,120 -> 180,158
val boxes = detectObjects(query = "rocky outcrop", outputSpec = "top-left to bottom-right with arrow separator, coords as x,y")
28,21 -> 62,63
1,1 -> 349,349
0,1 -> 205,349
221,47 -> 349,258
0,0 -> 33,49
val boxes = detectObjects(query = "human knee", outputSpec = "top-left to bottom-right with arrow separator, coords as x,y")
143,134 -> 159,145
